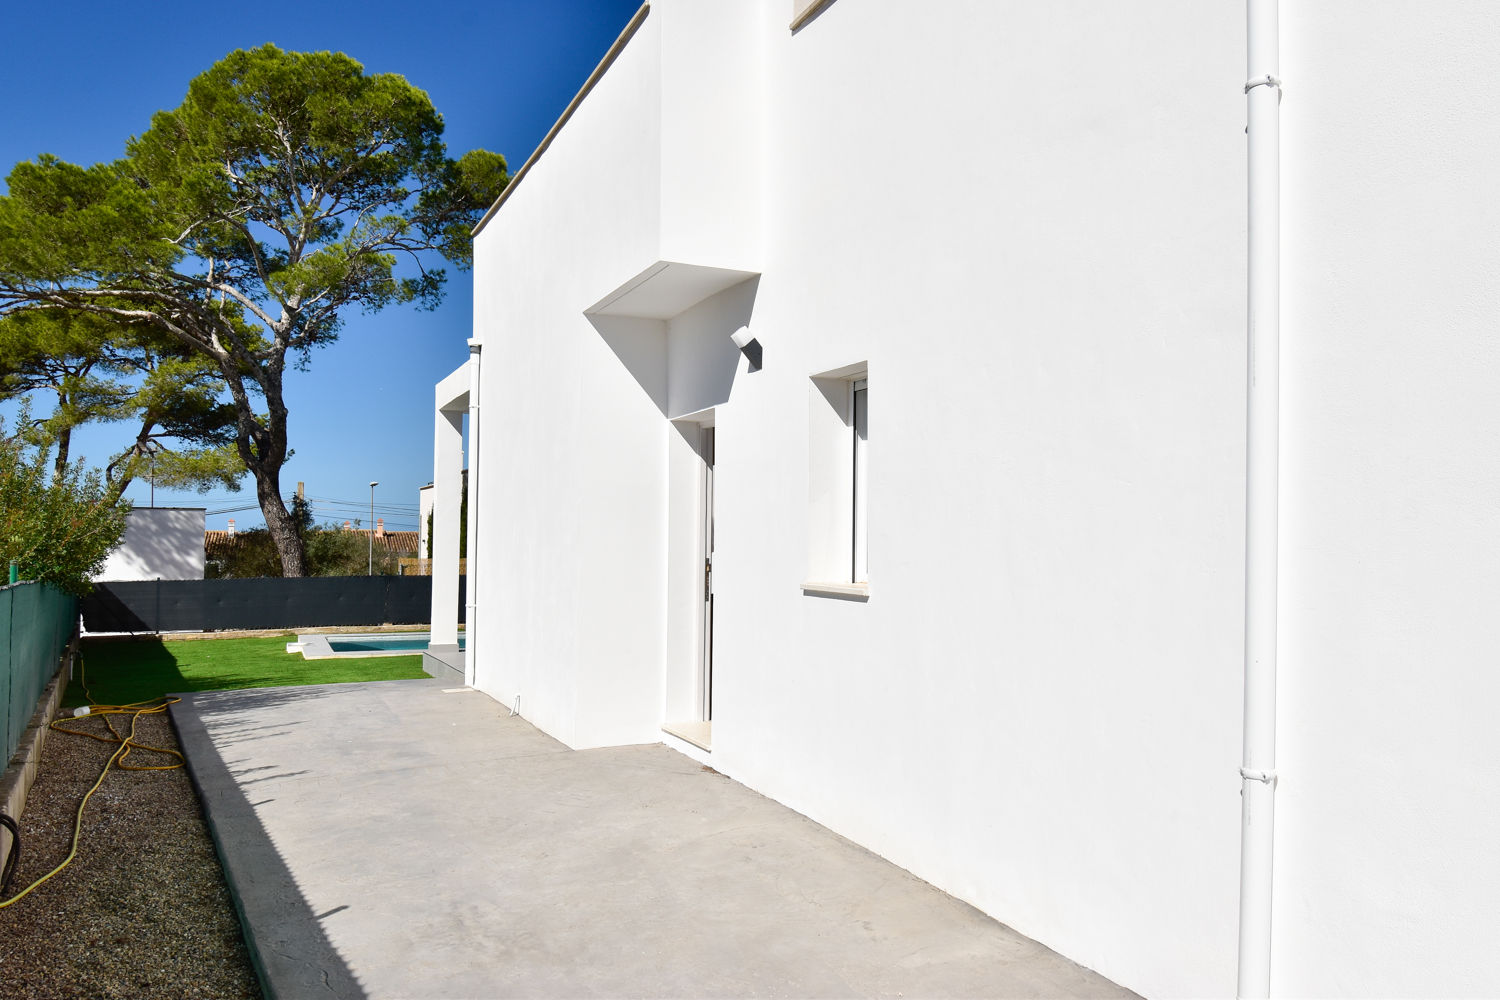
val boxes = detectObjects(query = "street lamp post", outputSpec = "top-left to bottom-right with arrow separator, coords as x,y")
369,481 -> 379,575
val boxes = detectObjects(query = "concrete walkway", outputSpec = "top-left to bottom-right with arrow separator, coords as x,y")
171,680 -> 1133,1000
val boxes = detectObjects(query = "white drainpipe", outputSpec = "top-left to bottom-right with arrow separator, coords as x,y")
464,338 -> 482,688
1239,1 -> 1281,997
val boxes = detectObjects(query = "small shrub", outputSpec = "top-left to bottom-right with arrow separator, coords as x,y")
0,427 -> 129,595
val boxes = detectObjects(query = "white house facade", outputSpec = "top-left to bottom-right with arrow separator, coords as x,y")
431,2 -> 1500,996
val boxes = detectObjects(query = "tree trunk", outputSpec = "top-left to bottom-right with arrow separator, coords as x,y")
253,370 -> 304,577
103,420 -> 153,504
256,468 -> 306,577
222,359 -> 307,577
52,424 -> 71,482
105,474 -> 132,505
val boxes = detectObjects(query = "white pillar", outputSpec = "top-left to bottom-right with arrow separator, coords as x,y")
430,401 -> 465,648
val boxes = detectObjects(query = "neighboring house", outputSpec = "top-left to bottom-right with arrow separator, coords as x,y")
418,483 -> 433,557
338,520 -> 422,561
430,2 -> 1500,997
202,523 -> 235,568
202,521 -> 244,573
94,507 -> 205,581
205,520 -> 421,573
417,469 -> 466,559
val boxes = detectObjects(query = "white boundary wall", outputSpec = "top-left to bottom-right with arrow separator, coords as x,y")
94,507 -> 206,582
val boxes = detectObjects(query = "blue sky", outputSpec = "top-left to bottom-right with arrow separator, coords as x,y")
0,0 -> 641,531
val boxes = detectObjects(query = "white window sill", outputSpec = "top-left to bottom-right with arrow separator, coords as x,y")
801,581 -> 869,600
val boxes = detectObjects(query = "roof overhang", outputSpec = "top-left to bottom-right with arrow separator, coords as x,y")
586,261 -> 759,320
436,362 -> 470,413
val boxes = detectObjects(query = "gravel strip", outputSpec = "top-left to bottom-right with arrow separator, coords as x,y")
0,707 -> 262,1000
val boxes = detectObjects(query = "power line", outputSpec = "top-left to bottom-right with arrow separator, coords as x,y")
206,492 -> 423,519
204,506 -> 419,531
207,502 -> 419,517
206,503 -> 261,516
304,494 -> 419,512
304,504 -> 420,517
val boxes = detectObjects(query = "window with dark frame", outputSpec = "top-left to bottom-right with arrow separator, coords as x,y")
851,377 -> 867,584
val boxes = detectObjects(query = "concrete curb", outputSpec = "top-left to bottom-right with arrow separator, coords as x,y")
169,693 -> 365,1000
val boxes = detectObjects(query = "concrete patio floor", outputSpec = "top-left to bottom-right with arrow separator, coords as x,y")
170,679 -> 1134,1000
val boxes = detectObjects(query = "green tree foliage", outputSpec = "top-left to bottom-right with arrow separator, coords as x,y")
291,494 -> 400,577
0,310 -> 244,500
205,526 -> 283,579
0,423 -> 129,595
0,45 -> 508,576
0,312 -> 122,481
304,526 -> 402,577
100,347 -> 245,500
208,498 -> 402,578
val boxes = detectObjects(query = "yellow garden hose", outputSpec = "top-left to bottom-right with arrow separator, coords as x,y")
0,657 -> 182,908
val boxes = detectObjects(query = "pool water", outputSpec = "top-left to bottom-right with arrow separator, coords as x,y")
327,636 -> 466,653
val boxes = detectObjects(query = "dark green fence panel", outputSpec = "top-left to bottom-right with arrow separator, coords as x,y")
81,576 -> 463,633
2,582 -> 78,768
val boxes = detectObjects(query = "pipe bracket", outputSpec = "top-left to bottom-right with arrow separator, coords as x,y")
1244,74 -> 1283,102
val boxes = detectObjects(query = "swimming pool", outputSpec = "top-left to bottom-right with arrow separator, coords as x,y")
329,636 -> 466,653
290,632 -> 464,659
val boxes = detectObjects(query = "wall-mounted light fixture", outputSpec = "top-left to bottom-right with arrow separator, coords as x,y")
730,325 -> 762,372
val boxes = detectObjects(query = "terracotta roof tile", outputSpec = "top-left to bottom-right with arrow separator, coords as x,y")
204,529 -> 422,560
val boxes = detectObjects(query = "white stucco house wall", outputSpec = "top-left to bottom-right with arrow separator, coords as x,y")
417,482 -> 433,559
430,2 -> 1500,996
94,506 -> 206,581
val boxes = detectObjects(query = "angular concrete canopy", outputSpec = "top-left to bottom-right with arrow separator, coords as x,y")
587,260 -> 759,320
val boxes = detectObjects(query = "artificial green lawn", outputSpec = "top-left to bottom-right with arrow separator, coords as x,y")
66,635 -> 429,707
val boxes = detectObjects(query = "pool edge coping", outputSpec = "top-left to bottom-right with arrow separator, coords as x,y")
290,632 -> 459,659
